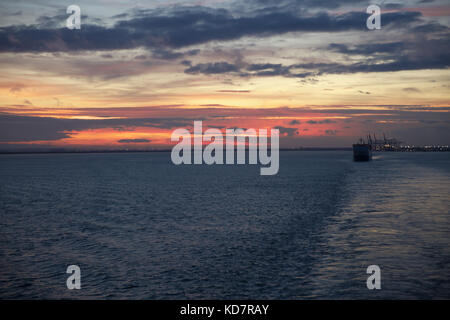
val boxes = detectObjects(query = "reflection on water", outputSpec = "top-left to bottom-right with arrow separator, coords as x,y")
0,151 -> 449,299
310,153 -> 450,299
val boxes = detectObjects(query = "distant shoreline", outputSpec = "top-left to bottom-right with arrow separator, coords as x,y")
1,147 -> 449,155
0,148 -> 351,154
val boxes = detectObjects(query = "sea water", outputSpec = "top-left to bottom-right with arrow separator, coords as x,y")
0,151 -> 449,299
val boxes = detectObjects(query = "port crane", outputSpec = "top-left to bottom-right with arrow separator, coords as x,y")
367,133 -> 402,151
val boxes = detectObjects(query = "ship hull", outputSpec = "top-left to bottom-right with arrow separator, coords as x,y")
353,144 -> 372,161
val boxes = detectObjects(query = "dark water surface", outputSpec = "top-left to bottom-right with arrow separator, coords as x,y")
0,151 -> 449,299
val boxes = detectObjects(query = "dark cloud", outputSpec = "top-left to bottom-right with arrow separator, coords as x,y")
328,42 -> 405,55
151,49 -> 185,60
403,87 -> 421,93
134,54 -> 148,60
184,34 -> 450,78
0,25 -> 133,52
326,38 -> 450,73
118,139 -> 151,143
0,114 -> 195,142
112,13 -> 129,19
151,48 -> 200,60
246,63 -> 313,78
185,62 -> 240,74
0,114 -> 72,141
307,119 -> 337,124
247,64 -> 290,77
384,3 -> 404,10
1,4 -> 446,78
0,8 -> 426,53
184,61 -> 315,78
289,120 -> 301,125
1,103 -> 448,145
252,0 -> 367,9
274,126 -> 299,136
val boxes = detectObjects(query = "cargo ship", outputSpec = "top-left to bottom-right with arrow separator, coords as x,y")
353,138 -> 372,161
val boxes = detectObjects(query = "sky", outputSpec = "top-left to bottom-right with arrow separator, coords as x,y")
0,0 -> 449,150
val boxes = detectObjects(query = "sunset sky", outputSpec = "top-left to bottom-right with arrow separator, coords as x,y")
0,0 -> 449,149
